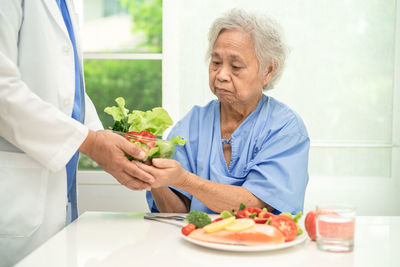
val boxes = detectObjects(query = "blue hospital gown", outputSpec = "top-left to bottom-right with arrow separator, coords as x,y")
146,94 -> 310,214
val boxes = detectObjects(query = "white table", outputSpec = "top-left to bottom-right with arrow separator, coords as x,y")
17,212 -> 400,267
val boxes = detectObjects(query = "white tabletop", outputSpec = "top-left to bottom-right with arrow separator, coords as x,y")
17,212 -> 400,267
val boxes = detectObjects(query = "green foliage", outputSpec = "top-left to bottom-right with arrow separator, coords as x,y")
120,0 -> 162,53
78,154 -> 101,170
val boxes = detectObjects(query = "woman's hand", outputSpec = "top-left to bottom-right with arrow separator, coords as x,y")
135,158 -> 188,189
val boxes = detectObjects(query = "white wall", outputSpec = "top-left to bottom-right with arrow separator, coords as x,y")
78,171 -> 150,214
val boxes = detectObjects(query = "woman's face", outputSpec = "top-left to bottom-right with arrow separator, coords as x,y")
209,29 -> 270,106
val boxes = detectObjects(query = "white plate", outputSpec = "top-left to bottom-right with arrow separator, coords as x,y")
181,231 -> 308,252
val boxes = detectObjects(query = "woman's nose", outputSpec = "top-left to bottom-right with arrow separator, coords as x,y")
216,66 -> 230,82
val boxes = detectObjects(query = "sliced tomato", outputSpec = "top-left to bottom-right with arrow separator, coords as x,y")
181,224 -> 196,236
138,130 -> 156,140
244,207 -> 262,215
269,215 -> 298,242
124,132 -> 134,142
236,207 -> 263,218
235,210 -> 248,219
212,217 -> 223,223
254,218 -> 269,224
251,211 -> 274,224
126,131 -> 156,148
258,211 -> 274,219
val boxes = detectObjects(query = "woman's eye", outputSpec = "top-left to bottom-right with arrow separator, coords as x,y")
212,61 -> 221,65
232,65 -> 241,70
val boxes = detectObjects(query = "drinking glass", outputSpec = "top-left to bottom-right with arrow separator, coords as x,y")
316,204 -> 356,252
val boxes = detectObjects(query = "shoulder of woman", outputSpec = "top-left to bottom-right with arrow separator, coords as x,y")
263,96 -> 308,137
170,100 -> 218,133
180,99 -> 219,123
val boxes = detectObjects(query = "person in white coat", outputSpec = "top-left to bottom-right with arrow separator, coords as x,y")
0,1 -> 155,266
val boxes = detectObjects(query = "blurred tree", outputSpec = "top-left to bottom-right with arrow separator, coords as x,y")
120,0 -> 162,53
84,59 -> 162,128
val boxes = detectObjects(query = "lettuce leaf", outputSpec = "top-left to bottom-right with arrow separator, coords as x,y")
105,97 -> 174,137
170,136 -> 188,146
154,140 -> 176,158
127,108 -> 173,136
104,97 -> 129,121
146,137 -> 188,159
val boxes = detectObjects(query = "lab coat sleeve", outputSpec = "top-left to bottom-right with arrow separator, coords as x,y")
0,1 -> 89,172
84,92 -> 104,131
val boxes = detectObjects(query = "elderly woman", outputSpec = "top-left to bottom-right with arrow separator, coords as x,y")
137,9 -> 309,214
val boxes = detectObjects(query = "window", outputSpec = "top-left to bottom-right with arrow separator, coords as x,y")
78,0 -> 162,170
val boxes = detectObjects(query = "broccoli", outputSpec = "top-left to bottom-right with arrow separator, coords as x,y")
185,210 -> 212,228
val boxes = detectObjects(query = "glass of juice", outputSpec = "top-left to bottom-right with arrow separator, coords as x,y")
316,204 -> 356,252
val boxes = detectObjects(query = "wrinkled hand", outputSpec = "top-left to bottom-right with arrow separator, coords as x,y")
79,130 -> 155,190
134,158 -> 188,189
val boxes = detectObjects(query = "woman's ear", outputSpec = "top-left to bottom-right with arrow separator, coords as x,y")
262,61 -> 276,86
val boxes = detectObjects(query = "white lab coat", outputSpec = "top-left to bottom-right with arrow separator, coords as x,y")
0,0 -> 103,265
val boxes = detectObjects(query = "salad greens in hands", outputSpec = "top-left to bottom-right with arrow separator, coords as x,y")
104,97 -> 187,162
104,97 -> 173,136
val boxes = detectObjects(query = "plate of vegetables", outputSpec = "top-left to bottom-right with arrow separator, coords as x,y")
104,97 -> 187,163
180,205 -> 307,252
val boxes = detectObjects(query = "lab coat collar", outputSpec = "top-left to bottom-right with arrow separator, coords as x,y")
42,0 -> 84,79
42,0 -> 74,40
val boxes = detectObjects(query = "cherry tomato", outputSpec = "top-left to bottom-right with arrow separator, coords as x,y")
181,224 -> 196,236
269,215 -> 298,242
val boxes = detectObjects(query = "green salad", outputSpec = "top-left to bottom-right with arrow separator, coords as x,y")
104,97 -> 187,162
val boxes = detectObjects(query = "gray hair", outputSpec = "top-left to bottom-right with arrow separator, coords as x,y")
206,9 -> 289,91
